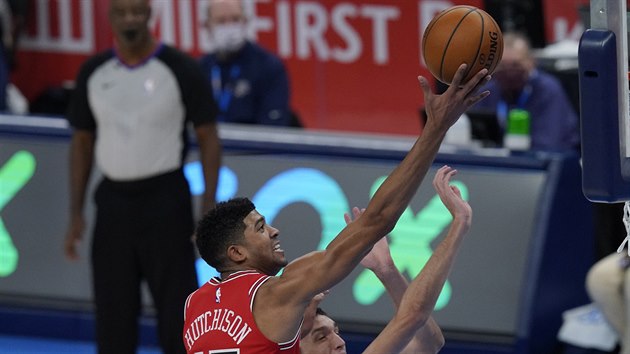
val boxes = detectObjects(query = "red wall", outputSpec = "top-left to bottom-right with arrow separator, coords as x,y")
12,0 -> 586,135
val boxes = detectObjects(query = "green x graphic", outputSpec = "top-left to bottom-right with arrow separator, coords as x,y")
352,176 -> 469,310
0,151 -> 36,277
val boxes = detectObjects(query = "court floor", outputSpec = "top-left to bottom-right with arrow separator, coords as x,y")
0,334 -> 161,354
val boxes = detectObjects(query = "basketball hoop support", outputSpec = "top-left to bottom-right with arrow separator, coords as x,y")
590,0 -> 630,161
579,0 -> 630,202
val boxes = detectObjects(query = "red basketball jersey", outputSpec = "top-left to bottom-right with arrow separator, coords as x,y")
183,270 -> 301,354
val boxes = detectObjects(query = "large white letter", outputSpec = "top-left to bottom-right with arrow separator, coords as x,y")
553,18 -> 584,42
178,0 -> 193,50
362,5 -> 399,65
295,2 -> 329,60
21,0 -> 94,53
419,1 -> 453,65
276,1 -> 292,57
331,4 -> 361,63
150,0 -> 175,45
247,0 -> 274,41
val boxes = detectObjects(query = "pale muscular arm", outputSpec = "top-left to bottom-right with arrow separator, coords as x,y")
363,165 -> 472,354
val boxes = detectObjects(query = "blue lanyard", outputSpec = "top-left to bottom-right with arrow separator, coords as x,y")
210,64 -> 241,114
497,83 -> 532,126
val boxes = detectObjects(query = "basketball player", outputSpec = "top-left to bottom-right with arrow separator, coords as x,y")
300,166 -> 471,354
183,65 -> 491,353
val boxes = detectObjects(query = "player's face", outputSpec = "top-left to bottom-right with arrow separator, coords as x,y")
242,210 -> 287,275
109,0 -> 151,48
300,315 -> 346,354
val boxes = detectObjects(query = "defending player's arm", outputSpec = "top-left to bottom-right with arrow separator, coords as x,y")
300,290 -> 330,339
362,165 -> 472,354
359,236 -> 444,354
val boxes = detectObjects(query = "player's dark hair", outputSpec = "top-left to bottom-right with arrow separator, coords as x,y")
316,307 -> 329,317
195,197 -> 255,270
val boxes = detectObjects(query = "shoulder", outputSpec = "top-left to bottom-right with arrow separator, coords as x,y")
155,45 -> 209,87
77,49 -> 115,78
157,44 -> 195,63
245,42 -> 285,68
531,70 -> 564,91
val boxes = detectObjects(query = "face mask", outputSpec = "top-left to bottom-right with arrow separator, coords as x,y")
212,23 -> 247,53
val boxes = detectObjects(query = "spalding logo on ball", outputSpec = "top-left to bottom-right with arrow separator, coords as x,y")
422,5 -> 503,85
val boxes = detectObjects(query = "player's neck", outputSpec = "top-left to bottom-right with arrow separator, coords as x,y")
220,266 -> 260,280
220,268 -> 246,279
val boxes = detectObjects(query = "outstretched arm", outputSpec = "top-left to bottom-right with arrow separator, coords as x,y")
362,165 -> 472,354
277,66 -> 489,295
350,210 -> 443,354
258,68 -> 489,343
360,237 -> 444,354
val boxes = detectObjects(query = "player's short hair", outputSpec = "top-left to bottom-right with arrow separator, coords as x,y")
316,307 -> 329,317
195,197 -> 255,269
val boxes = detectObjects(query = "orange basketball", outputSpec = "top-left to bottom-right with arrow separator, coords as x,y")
422,5 -> 503,85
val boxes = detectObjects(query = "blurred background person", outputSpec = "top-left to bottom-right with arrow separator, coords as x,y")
201,0 -> 297,127
472,31 -> 580,152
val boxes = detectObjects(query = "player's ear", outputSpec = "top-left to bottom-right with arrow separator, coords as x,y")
227,244 -> 247,263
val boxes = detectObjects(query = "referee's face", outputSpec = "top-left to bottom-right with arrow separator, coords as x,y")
109,0 -> 152,49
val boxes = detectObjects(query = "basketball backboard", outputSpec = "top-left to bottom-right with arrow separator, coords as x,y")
578,0 -> 630,202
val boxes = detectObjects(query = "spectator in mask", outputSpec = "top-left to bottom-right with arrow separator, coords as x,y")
201,0 -> 296,127
473,31 -> 579,152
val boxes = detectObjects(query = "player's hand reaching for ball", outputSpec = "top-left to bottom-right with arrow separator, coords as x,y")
432,165 -> 472,231
419,64 -> 491,133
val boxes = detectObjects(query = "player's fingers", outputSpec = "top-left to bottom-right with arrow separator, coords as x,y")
445,167 -> 457,180
467,90 -> 491,107
471,74 -> 492,94
434,166 -> 449,191
460,68 -> 488,94
344,213 -> 351,224
451,185 -> 463,198
449,63 -> 469,88
64,243 -> 78,261
353,206 -> 362,219
417,76 -> 433,100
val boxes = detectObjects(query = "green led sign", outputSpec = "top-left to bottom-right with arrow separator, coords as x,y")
353,176 -> 468,309
0,151 -> 36,277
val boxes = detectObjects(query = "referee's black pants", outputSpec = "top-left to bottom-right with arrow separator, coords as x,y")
91,169 -> 198,354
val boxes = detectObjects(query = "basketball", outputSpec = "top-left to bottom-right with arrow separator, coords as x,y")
422,5 -> 503,85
